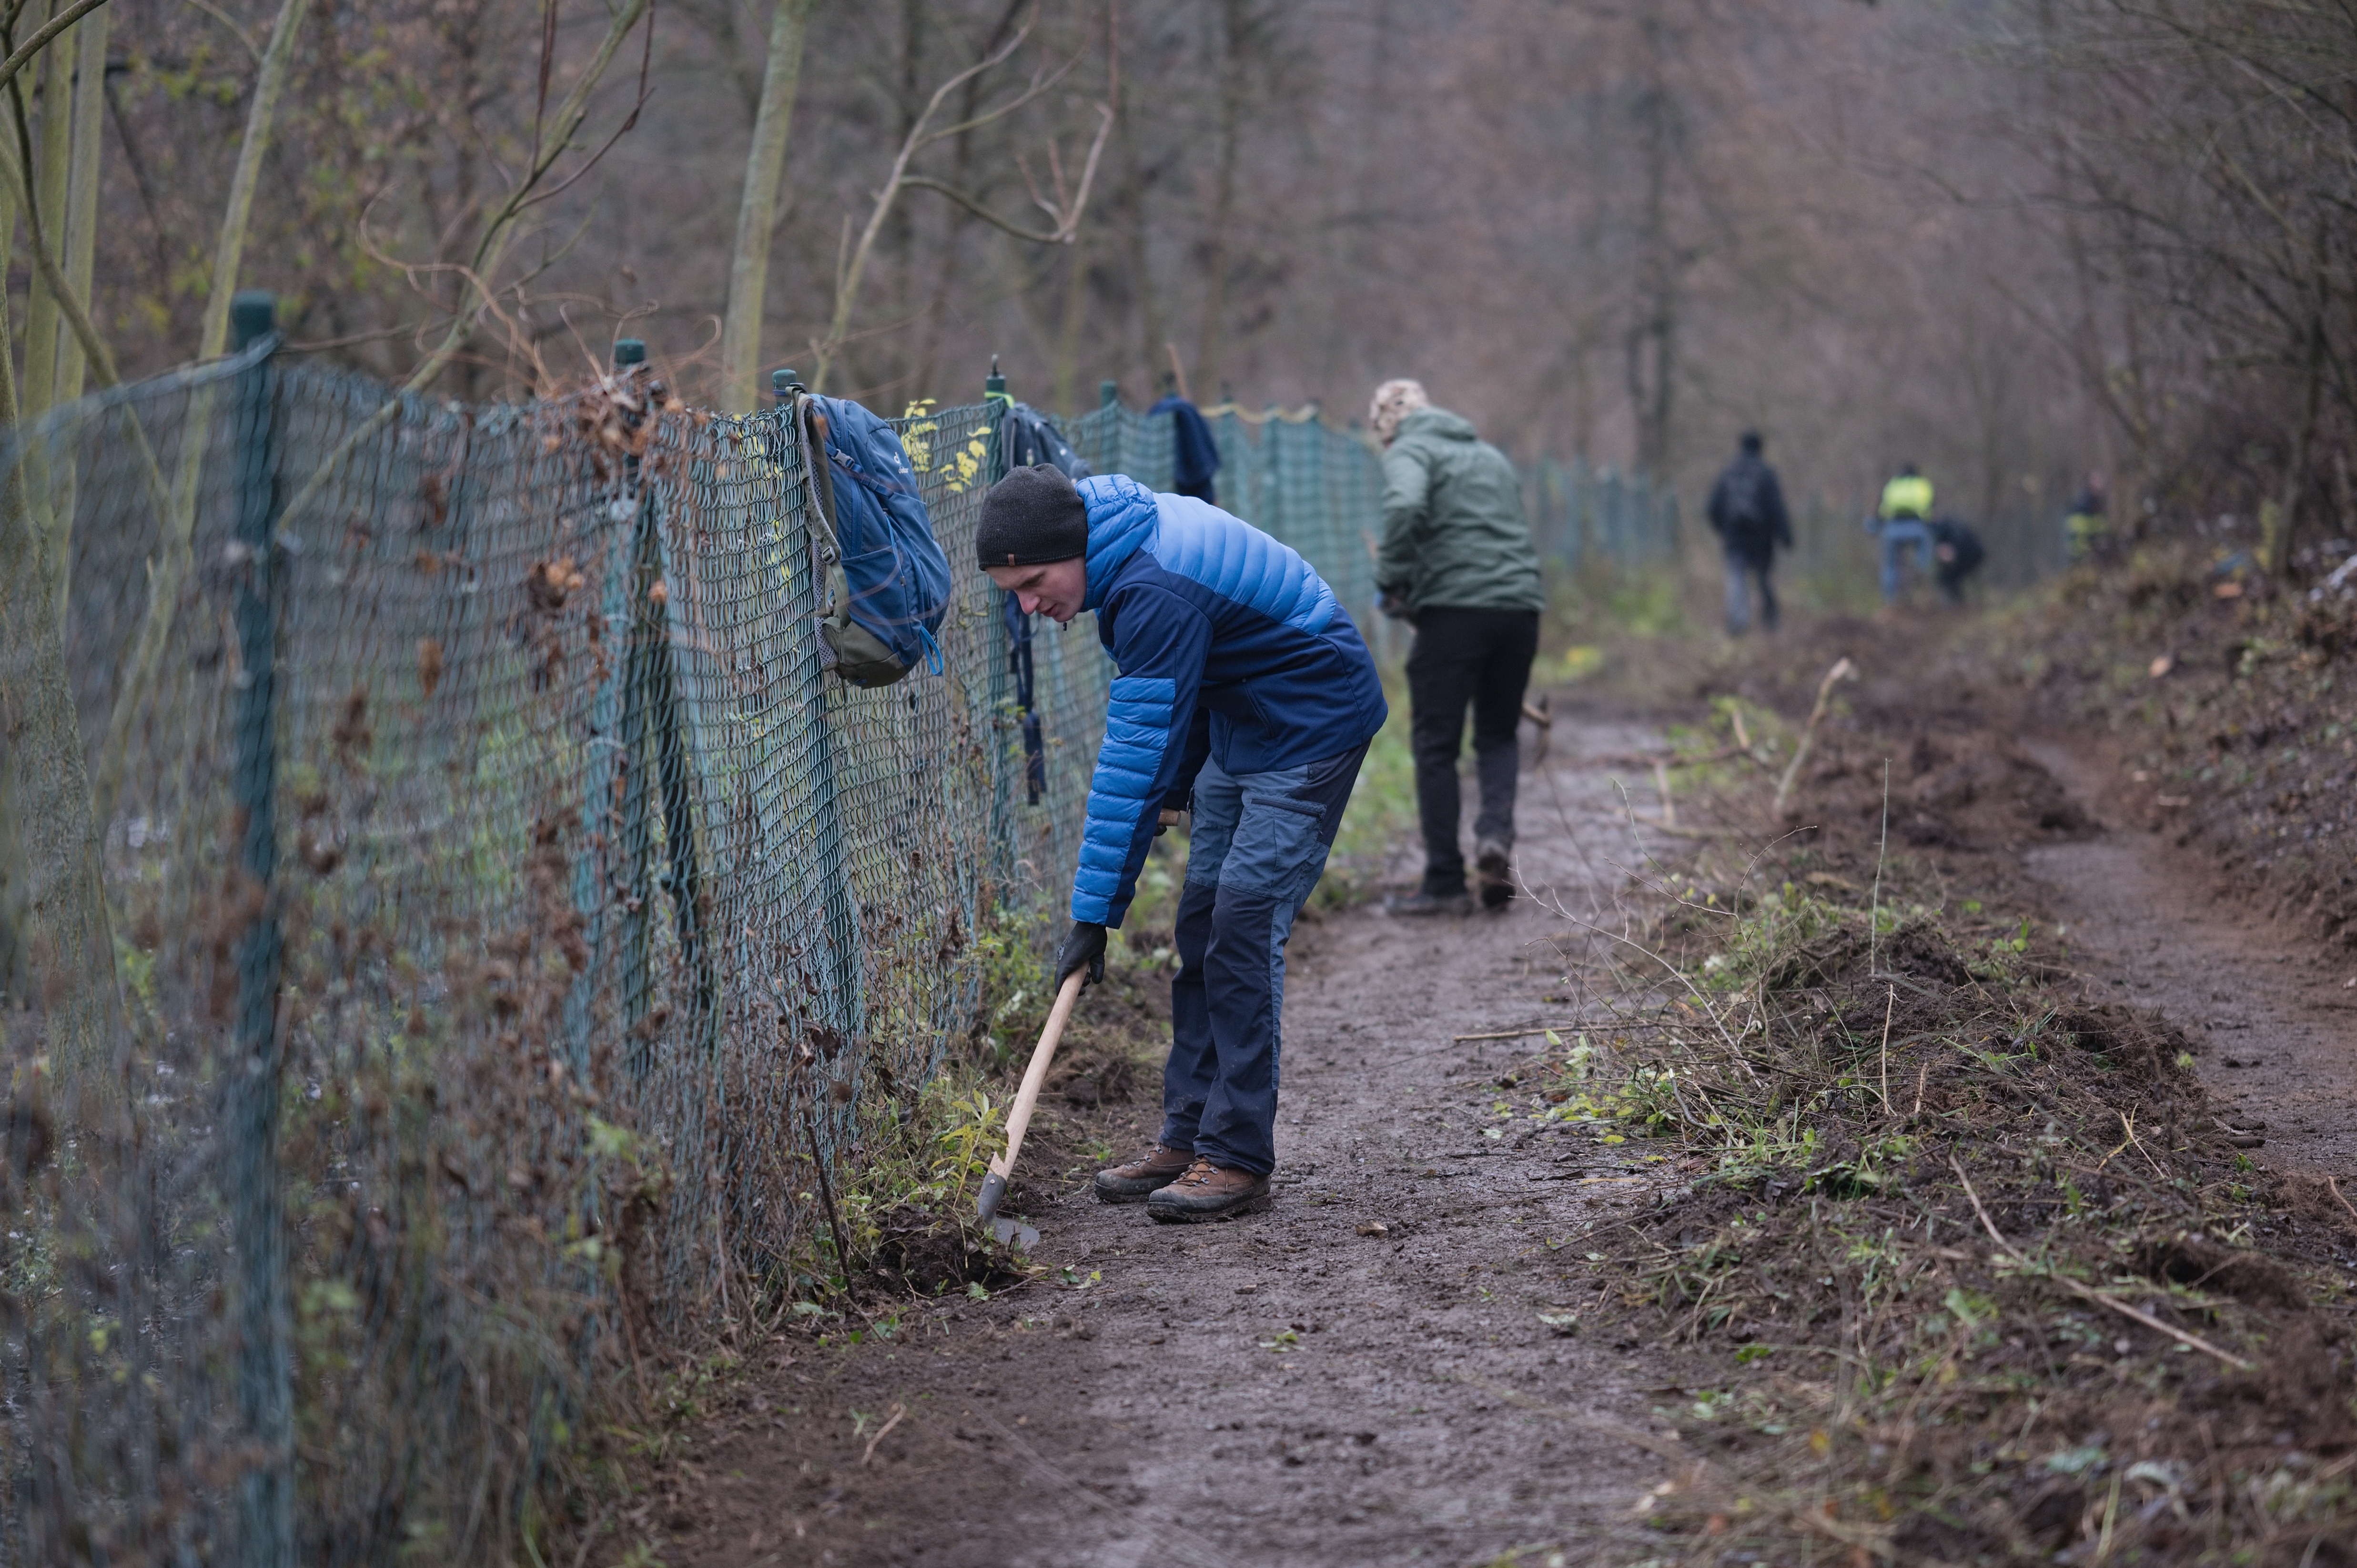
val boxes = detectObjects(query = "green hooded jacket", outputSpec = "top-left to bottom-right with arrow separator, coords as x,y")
1376,406 -> 1544,614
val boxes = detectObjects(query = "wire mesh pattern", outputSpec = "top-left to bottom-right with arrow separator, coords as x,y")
0,346 -> 1673,1563
1523,455 -> 1682,573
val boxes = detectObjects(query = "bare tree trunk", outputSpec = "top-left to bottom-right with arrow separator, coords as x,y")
1051,229 -> 1090,413
54,0 -> 106,406
22,3 -> 74,426
93,0 -> 313,824
719,0 -> 816,414
911,0 -> 1028,402
21,6 -> 74,604
0,69 -> 113,1069
1116,46 -> 1161,390
42,0 -> 108,625
0,497 -> 114,1076
2263,309 -> 2326,577
1193,0 -> 1249,395
1626,15 -> 1680,481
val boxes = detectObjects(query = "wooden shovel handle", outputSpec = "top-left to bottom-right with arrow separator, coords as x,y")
975,967 -> 1087,1224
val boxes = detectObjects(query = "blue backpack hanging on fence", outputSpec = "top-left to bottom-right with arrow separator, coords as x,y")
798,394 -> 952,687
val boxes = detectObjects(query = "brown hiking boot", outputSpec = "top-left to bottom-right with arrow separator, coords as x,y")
1145,1158 -> 1271,1224
1093,1143 -> 1193,1204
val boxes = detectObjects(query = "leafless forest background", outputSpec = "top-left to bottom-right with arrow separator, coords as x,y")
36,0 -> 2357,579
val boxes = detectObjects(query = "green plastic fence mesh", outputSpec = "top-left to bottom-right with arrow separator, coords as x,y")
0,344 -> 1670,1563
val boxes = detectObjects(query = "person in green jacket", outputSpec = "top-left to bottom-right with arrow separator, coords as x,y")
1369,379 -> 1546,916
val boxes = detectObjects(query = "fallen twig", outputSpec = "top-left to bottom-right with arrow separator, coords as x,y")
861,1402 -> 906,1466
1771,657 -> 1857,816
1950,1154 -> 2255,1370
802,1108 -> 856,1301
1877,985 -> 1895,1115
2330,1175 -> 2357,1227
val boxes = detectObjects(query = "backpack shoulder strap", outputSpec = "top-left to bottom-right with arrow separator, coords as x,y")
795,392 -> 842,562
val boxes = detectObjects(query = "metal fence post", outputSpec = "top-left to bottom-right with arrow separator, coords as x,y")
226,288 -> 292,1568
777,370 -> 863,1058
612,339 -> 715,1074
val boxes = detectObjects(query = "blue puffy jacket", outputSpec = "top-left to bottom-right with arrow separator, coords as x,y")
1070,475 -> 1388,926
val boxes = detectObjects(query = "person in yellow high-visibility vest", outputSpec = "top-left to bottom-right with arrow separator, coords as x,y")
1880,466 -> 1933,522
2063,471 -> 2109,563
1870,464 -> 1935,602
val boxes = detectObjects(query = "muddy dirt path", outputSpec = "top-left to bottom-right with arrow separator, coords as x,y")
2024,738 -> 2357,1173
627,725 -> 1707,1568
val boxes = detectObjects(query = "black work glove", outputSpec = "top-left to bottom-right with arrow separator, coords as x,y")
1055,921 -> 1106,989
1377,590 -> 1412,621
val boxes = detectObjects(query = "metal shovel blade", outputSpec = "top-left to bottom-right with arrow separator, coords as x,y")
991,1217 -> 1039,1250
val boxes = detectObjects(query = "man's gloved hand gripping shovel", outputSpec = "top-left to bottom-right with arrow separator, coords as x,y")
975,921 -> 1104,1242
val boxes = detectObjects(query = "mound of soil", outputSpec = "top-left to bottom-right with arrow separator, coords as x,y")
1566,609 -> 2357,1564
2013,544 -> 2357,946
867,1207 -> 1026,1296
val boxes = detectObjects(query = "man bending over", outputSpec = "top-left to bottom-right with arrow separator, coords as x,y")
979,464 -> 1387,1222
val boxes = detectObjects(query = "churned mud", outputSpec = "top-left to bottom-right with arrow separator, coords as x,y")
601,723 -> 1717,1568
600,617 -> 2357,1567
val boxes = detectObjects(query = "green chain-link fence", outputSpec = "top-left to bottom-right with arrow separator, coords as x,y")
0,320 -> 1672,1563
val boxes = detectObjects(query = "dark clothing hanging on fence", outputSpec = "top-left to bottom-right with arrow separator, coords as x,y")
994,402 -> 1090,801
997,401 -> 1094,482
1148,395 -> 1222,503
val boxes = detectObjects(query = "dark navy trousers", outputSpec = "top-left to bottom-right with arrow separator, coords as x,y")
1160,744 -> 1367,1176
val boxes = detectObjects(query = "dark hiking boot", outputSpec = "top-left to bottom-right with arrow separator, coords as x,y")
1475,839 -> 1515,908
1145,1158 -> 1272,1224
1093,1143 -> 1194,1204
1386,888 -> 1472,918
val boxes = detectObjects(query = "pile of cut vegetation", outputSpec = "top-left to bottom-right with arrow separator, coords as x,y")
1544,642 -> 2357,1565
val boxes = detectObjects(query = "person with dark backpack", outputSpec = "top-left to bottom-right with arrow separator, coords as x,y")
1706,431 -> 1794,634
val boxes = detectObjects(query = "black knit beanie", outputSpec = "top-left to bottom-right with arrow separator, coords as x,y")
976,464 -> 1089,567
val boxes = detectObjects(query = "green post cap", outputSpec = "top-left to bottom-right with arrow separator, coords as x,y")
230,291 -> 275,351
613,339 -> 647,367
986,353 -> 1007,400
1100,380 -> 1118,408
773,368 -> 796,400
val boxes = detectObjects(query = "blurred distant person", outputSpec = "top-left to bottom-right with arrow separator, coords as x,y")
1369,379 -> 1544,917
1928,516 -> 1985,606
1871,463 -> 1936,604
2064,471 -> 2110,562
1704,431 -> 1794,634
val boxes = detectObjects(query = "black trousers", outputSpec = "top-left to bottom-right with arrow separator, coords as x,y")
1406,607 -> 1541,895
